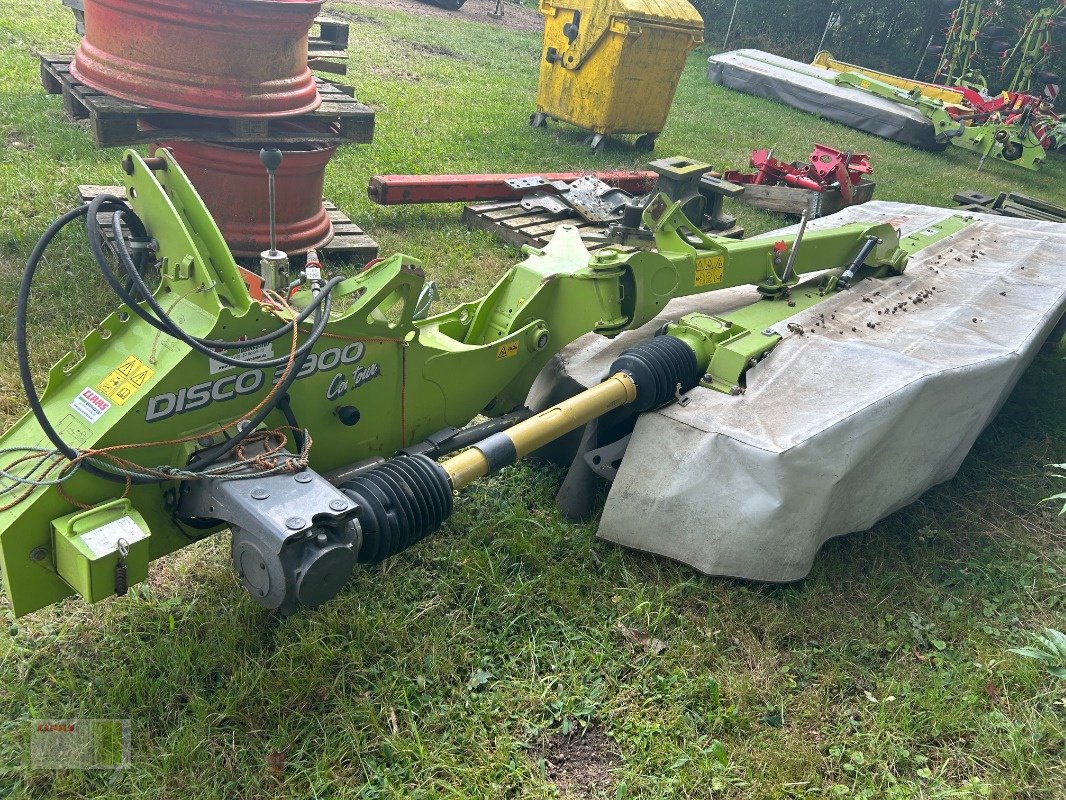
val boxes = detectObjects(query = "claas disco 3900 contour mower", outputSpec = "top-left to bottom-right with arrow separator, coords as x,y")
0,150 -> 995,618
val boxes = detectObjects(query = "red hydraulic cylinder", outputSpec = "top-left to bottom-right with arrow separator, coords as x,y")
367,171 -> 660,205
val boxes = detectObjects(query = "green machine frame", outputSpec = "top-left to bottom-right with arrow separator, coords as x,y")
0,151 -> 968,617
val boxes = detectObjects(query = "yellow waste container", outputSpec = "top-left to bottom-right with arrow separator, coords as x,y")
532,0 -> 704,152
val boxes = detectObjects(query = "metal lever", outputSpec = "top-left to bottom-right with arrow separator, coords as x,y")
261,147 -> 283,255
259,148 -> 289,292
780,208 -> 810,285
563,11 -> 580,43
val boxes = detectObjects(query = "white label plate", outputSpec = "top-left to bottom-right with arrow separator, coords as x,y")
79,516 -> 147,559
70,387 -> 111,423
209,342 -> 274,375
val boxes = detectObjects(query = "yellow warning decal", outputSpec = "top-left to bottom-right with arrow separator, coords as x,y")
694,254 -> 725,287
496,342 -> 519,360
96,355 -> 155,406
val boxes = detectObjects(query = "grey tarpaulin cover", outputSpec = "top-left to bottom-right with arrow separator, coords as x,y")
527,202 -> 1066,582
706,49 -> 945,151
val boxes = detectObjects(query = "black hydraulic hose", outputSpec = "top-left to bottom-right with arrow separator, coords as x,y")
95,199 -> 342,369
97,201 -> 339,467
113,206 -> 150,301
188,315 -> 322,467
20,197 -> 340,482
110,208 -> 332,352
1019,105 -> 1033,140
275,394 -> 306,454
17,204 -> 157,484
86,196 -> 166,329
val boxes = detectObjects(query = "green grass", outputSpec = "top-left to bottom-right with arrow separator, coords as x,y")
0,1 -> 1064,797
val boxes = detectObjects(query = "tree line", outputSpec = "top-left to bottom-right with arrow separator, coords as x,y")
692,0 -> 1064,100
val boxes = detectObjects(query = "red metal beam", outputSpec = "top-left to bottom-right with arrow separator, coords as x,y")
367,171 -> 659,205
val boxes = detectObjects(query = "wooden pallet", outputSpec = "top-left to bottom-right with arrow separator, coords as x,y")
735,180 -> 876,218
461,201 -> 744,251
316,201 -> 380,265
309,18 -> 350,53
79,185 -> 379,267
41,54 -> 374,147
308,18 -> 350,75
307,54 -> 350,77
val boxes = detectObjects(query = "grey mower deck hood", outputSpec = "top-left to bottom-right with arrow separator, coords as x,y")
528,202 -> 1066,582
706,49 -> 947,151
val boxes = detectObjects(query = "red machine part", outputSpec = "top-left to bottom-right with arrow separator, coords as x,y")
724,149 -> 825,191
807,145 -> 872,204
960,91 -> 1061,151
153,132 -> 336,258
947,90 -> 1051,124
723,144 -> 871,202
72,0 -> 323,118
1028,112 -> 1061,149
366,171 -> 660,205
723,149 -> 782,187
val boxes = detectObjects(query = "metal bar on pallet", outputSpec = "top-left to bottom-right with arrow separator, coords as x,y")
1004,192 -> 1066,219
952,189 -> 1066,223
460,199 -> 744,252
367,171 -> 659,205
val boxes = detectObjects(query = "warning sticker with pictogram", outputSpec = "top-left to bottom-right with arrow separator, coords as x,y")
96,355 -> 155,406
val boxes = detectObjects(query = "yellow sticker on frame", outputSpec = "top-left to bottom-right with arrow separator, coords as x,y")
496,342 -> 519,360
694,254 -> 725,287
96,355 -> 155,406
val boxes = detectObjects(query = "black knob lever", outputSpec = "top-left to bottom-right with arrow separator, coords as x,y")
260,147 -> 283,173
260,148 -> 283,255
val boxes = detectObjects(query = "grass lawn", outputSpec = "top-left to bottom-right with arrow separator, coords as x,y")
0,0 -> 1064,797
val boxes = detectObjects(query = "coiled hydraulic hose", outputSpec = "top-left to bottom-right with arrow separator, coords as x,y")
16,197 -> 339,483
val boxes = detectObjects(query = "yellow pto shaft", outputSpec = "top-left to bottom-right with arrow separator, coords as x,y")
441,372 -> 638,491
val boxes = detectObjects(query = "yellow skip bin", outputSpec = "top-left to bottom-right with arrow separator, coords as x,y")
533,0 -> 704,150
